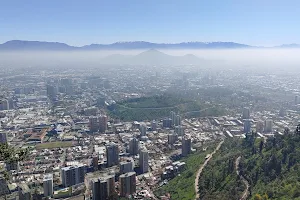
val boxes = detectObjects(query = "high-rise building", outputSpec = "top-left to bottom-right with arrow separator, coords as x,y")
106,143 -> 119,167
242,107 -> 250,119
92,178 -> 108,200
175,115 -> 181,126
295,95 -> 298,105
119,172 -> 136,197
264,119 -> 273,133
92,154 -> 99,171
61,164 -> 85,187
139,123 -> 147,136
256,121 -> 264,133
170,111 -> 176,126
168,133 -> 178,144
128,138 -> 139,155
120,160 -> 134,174
19,184 -> 32,200
175,125 -> 184,135
151,120 -> 157,131
243,119 -> 251,133
60,78 -> 72,86
182,137 -> 192,157
279,108 -> 286,117
89,117 -> 99,132
162,118 -> 172,128
0,132 -> 7,144
0,99 -> 9,110
98,115 -> 108,133
139,149 -> 149,174
43,174 -> 53,197
46,84 -> 57,100
106,175 -> 115,198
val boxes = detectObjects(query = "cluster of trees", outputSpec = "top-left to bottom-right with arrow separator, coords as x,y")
108,94 -> 225,121
0,143 -> 28,180
197,125 -> 300,200
198,139 -> 245,200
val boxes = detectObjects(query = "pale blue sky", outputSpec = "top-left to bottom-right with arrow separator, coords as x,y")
1,0 -> 299,46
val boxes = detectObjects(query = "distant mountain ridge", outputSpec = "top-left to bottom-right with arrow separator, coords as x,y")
100,49 -> 206,65
0,40 -> 299,51
0,40 -> 251,51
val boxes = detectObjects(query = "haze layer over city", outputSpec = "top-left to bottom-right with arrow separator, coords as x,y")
1,1 -> 300,200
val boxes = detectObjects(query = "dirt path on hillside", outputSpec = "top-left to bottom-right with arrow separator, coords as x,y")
194,140 -> 224,200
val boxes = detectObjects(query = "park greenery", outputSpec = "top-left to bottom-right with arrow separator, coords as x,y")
107,94 -> 225,121
198,125 -> 300,200
35,141 -> 74,150
154,144 -> 216,200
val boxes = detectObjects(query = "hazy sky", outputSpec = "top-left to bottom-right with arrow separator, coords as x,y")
1,0 -> 300,46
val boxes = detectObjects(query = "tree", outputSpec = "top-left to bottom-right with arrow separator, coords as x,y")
262,193 -> 269,200
254,194 -> 263,200
0,143 -> 29,180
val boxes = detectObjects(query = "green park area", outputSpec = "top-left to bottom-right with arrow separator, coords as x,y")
108,94 -> 225,121
35,141 -> 74,150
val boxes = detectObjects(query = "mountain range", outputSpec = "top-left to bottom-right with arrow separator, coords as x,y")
1,40 -> 299,51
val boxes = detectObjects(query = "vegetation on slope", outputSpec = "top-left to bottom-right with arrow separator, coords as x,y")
154,144 -> 216,200
198,125 -> 300,200
198,139 -> 245,200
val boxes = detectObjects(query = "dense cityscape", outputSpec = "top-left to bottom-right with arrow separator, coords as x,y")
1,61 -> 300,200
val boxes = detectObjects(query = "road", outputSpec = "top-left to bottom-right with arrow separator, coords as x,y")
235,156 -> 250,200
194,140 -> 224,200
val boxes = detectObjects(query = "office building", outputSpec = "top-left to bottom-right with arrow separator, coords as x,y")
175,125 -> 184,135
119,172 -> 136,197
46,84 -> 57,100
92,178 -> 108,200
19,184 -> 32,200
106,143 -> 119,167
139,123 -> 147,136
168,133 -> 178,144
0,132 -> 7,144
106,175 -> 115,197
43,174 -> 53,197
98,115 -> 108,133
89,117 -> 99,132
163,118 -> 172,128
175,115 -> 181,126
279,108 -> 286,117
170,111 -> 176,126
182,137 -> 192,157
120,160 -> 134,174
128,138 -> 139,155
92,154 -> 99,171
256,121 -> 264,133
151,120 -> 157,131
243,119 -> 251,133
61,164 -> 85,187
60,78 -> 72,86
242,107 -> 250,119
264,119 -> 273,133
139,149 -> 149,173
0,99 -> 9,110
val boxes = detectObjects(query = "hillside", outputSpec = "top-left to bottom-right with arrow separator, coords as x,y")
197,126 -> 300,200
